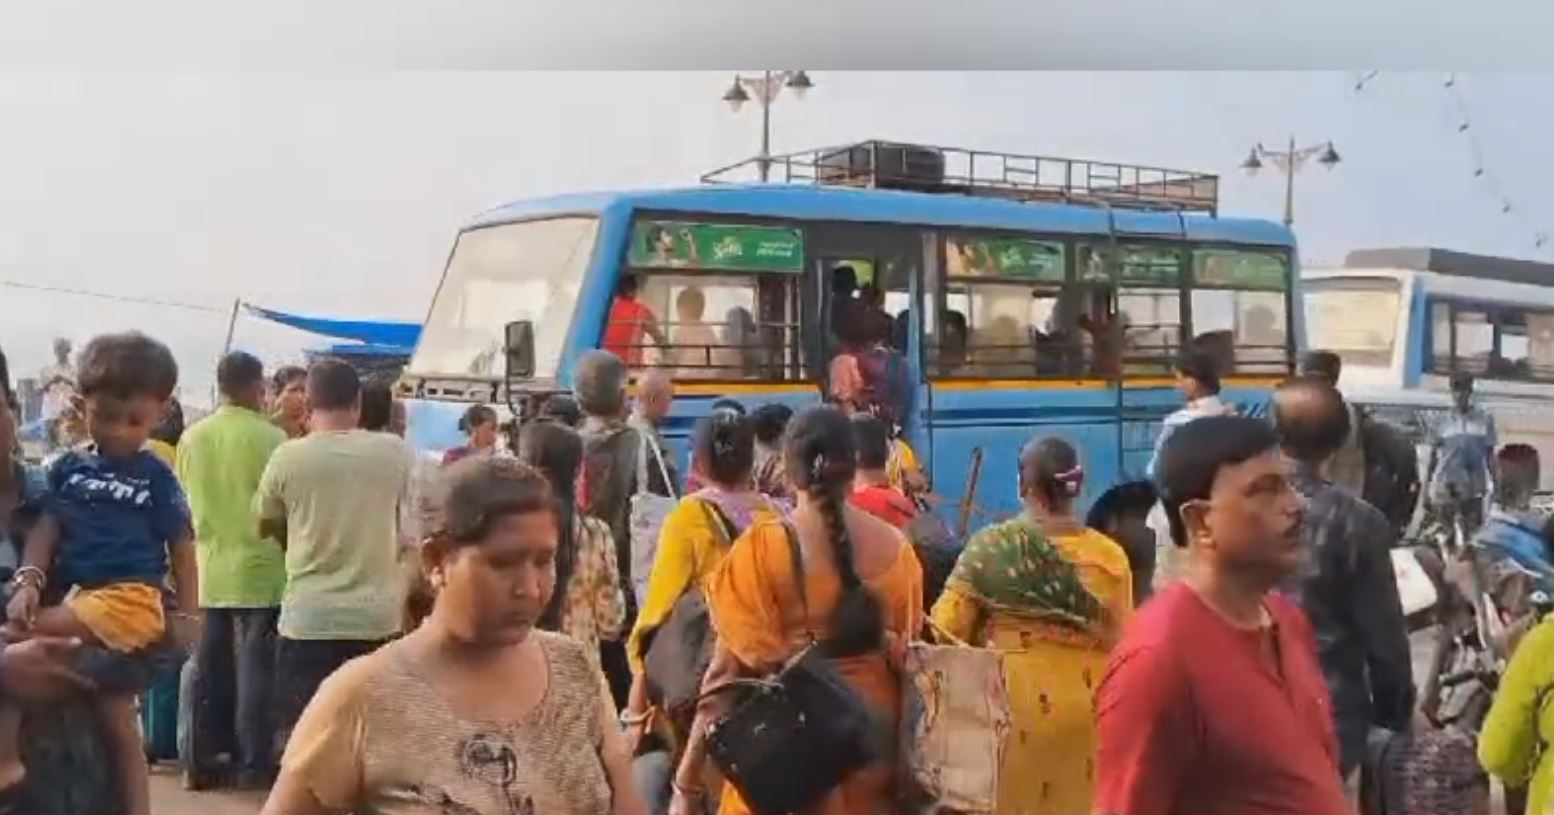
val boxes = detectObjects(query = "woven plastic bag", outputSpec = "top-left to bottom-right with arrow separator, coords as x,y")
899,627 -> 1010,814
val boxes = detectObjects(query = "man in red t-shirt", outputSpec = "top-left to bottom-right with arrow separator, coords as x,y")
601,274 -> 665,366
848,414 -> 917,529
1095,415 -> 1350,815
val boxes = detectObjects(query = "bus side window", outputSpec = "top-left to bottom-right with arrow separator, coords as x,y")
633,273 -> 801,381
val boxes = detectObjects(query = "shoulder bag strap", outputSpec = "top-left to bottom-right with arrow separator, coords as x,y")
634,428 -> 650,499
696,498 -> 739,550
781,521 -> 815,643
637,428 -> 678,500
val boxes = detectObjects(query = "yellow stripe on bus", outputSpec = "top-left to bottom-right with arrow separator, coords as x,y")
930,375 -> 1286,391
633,376 -> 1286,397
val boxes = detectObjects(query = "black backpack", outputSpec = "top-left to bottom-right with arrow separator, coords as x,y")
641,500 -> 741,714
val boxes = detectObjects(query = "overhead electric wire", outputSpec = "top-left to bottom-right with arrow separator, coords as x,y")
0,278 -> 228,314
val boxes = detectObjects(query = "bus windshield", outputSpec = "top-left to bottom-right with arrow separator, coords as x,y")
410,217 -> 599,380
1304,277 -> 1403,367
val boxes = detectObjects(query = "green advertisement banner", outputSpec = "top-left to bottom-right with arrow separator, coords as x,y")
629,221 -> 804,273
1080,246 -> 1183,285
1193,250 -> 1288,290
948,237 -> 1065,282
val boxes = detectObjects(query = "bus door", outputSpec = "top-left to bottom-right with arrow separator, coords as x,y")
804,222 -> 929,467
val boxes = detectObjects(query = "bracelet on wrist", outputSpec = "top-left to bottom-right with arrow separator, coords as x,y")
671,780 -> 704,799
10,567 -> 45,592
619,708 -> 651,726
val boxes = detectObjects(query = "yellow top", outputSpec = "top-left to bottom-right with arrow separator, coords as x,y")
145,439 -> 177,469
1480,617 -> 1554,815
887,438 -> 922,494
626,494 -> 782,673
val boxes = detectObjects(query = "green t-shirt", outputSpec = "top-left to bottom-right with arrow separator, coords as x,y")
254,429 -> 413,640
176,406 -> 288,608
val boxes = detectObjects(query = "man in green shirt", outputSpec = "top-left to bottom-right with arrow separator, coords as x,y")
175,351 -> 287,789
254,359 -> 412,757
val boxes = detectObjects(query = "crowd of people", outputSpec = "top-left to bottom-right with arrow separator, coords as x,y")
2,319 -> 1553,815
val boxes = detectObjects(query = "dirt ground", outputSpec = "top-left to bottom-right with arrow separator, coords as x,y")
148,769 -> 263,815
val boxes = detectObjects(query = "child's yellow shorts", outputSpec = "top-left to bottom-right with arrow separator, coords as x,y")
66,583 -> 165,652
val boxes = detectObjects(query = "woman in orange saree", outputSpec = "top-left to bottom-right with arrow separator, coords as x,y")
668,406 -> 922,815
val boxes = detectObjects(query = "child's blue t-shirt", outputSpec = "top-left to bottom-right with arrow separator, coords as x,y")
45,447 -> 190,589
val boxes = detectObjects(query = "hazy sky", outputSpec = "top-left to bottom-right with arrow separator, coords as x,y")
0,71 -> 1547,402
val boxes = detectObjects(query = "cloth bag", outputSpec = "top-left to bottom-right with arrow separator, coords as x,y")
629,430 -> 678,610
898,624 -> 1010,815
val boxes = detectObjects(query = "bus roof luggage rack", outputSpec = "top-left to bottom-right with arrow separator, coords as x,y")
701,140 -> 1219,215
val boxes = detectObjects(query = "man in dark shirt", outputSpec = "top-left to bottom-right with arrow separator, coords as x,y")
1273,375 -> 1414,787
574,351 -> 674,708
1095,415 -> 1349,815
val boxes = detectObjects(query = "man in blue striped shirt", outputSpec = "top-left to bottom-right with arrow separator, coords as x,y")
1428,372 -> 1497,540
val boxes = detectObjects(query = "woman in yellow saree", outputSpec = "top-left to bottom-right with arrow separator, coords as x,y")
931,436 -> 1133,815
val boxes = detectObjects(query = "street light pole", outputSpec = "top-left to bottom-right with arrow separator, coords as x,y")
759,70 -> 773,182
722,71 -> 813,183
1240,136 -> 1342,228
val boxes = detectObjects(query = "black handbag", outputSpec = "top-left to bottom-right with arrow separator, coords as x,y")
702,524 -> 882,815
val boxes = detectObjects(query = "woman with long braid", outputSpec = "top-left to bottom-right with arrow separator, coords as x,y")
667,405 -> 923,815
517,421 -> 626,674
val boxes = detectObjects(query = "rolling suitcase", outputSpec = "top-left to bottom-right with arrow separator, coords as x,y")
140,668 -> 180,763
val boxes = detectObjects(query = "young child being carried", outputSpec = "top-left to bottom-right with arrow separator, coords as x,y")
2,332 -> 198,815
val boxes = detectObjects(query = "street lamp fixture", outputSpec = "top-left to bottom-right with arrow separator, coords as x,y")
785,70 -> 813,99
1241,137 -> 1342,227
722,78 -> 751,113
722,70 -> 815,182
1239,147 -> 1264,176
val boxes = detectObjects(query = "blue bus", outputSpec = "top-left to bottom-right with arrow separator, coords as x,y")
399,141 -> 1301,524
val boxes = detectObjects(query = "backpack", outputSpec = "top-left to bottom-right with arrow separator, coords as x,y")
1361,725 -> 1488,815
642,499 -> 741,715
1359,409 -> 1421,534
856,347 -> 912,428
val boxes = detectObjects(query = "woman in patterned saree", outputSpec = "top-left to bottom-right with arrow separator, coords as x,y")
930,436 -> 1133,815
517,421 -> 626,672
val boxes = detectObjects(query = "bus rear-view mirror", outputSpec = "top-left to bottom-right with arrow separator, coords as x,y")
505,320 -> 536,380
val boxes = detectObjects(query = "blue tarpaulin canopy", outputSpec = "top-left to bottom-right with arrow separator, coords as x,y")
243,304 -> 421,352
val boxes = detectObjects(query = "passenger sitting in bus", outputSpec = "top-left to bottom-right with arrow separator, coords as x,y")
936,310 -> 969,375
602,274 -> 666,367
667,286 -> 719,379
1079,288 -> 1122,377
720,307 -> 759,377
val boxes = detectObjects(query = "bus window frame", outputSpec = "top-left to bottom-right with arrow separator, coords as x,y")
1426,295 -> 1554,383
614,210 -> 811,383
932,229 -> 1073,380
608,210 -> 1299,385
1184,244 -> 1297,375
1076,240 -> 1189,376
